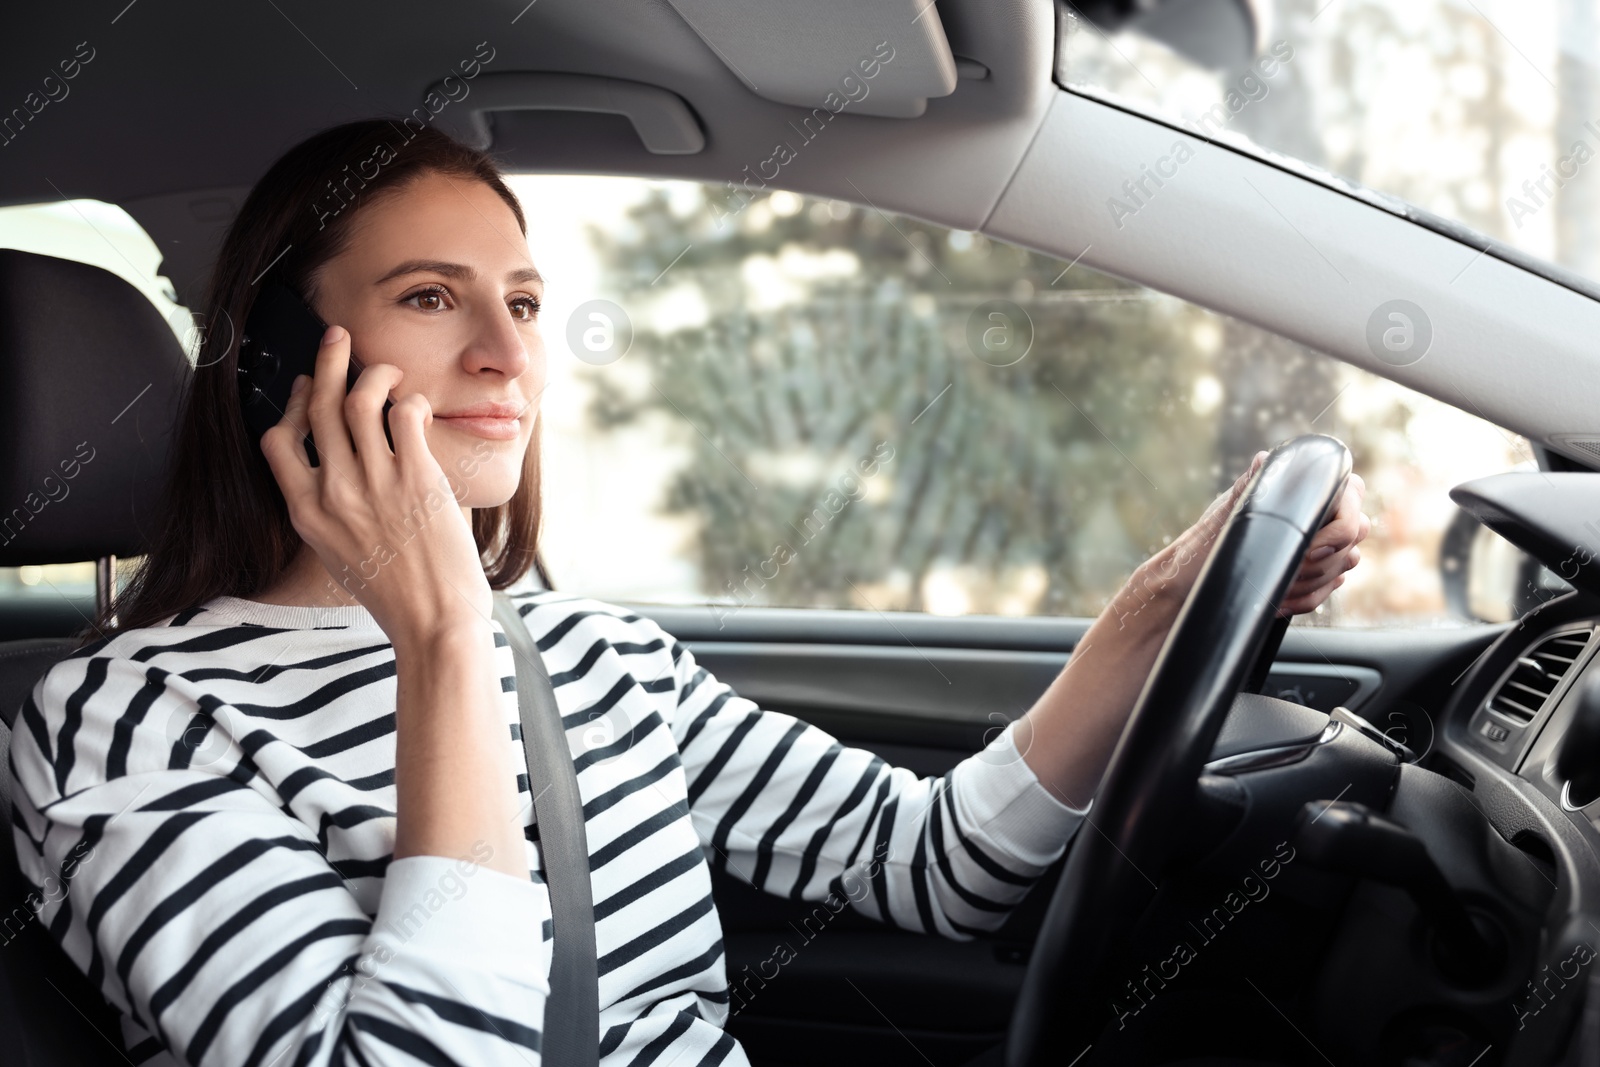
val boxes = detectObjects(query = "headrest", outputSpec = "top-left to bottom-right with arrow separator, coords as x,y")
0,249 -> 191,566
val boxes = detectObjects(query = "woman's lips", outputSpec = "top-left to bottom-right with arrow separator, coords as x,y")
435,415 -> 521,440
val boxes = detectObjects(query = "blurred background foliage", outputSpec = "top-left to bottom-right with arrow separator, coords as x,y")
575,185 -> 1440,623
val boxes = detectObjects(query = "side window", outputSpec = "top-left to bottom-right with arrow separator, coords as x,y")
0,188 -> 1535,629
515,176 -> 1530,628
0,199 -> 180,608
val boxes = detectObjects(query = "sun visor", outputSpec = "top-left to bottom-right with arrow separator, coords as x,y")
663,0 -> 959,118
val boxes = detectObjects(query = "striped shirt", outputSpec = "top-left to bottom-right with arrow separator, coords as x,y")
9,588 -> 1090,1066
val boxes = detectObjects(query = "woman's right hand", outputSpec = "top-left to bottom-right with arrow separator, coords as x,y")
261,324 -> 527,880
259,324 -> 494,648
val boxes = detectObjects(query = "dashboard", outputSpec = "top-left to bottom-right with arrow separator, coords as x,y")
1433,471 -> 1600,973
1448,472 -> 1600,824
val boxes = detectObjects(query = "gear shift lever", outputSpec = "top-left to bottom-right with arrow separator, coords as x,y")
1293,799 -> 1504,984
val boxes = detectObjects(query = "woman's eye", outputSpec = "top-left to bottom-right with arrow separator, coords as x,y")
404,286 -> 450,311
510,296 -> 541,322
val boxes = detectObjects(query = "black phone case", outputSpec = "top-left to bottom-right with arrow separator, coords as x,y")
237,281 -> 394,467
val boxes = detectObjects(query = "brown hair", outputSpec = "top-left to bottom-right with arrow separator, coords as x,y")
83,118 -> 550,646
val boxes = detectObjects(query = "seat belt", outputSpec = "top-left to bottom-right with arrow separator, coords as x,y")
491,593 -> 599,1067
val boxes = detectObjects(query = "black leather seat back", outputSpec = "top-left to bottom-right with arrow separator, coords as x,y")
0,249 -> 192,1064
0,249 -> 189,568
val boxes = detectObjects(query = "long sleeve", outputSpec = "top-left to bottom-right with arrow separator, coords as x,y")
651,622 -> 1092,940
8,648 -> 551,1067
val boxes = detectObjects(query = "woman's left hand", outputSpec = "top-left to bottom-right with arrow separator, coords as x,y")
1278,465 -> 1370,616
1024,451 -> 1371,803
1137,449 -> 1372,623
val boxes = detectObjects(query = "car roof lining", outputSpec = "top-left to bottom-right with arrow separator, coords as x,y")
0,0 -> 1054,216
3,0 -> 1055,307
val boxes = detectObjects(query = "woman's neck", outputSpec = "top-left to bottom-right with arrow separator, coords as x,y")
249,545 -> 365,607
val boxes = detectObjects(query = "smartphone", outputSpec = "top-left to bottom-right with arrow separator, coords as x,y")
237,281 -> 395,467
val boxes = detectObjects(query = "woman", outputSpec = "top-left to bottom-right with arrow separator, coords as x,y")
9,119 -> 1368,1066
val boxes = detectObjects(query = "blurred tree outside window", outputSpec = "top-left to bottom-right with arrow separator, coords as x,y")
516,176 -> 1530,629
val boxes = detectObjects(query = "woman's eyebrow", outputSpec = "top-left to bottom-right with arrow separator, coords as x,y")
375,259 -> 544,287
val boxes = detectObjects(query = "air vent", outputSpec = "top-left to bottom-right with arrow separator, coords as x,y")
1487,628 -> 1594,725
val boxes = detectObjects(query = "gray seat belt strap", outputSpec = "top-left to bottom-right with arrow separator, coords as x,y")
491,592 -> 599,1067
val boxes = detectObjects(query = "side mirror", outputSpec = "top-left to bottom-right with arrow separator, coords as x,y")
1439,505 -> 1568,623
1069,0 -> 1265,70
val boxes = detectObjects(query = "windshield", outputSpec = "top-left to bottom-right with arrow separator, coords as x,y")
1057,0 -> 1600,294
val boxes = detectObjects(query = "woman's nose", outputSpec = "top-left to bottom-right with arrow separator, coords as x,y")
465,303 -> 532,379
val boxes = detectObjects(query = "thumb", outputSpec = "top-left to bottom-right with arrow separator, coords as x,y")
1197,450 -> 1269,536
1227,450 -> 1270,503
1246,448 -> 1268,481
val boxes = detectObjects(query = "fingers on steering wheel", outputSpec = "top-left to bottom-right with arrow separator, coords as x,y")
1307,482 -> 1368,558
1283,478 -> 1366,613
1288,545 -> 1359,595
1280,572 -> 1346,616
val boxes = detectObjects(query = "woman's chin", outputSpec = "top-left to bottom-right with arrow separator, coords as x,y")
437,464 -> 521,509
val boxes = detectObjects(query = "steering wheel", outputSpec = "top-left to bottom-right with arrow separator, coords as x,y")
1004,433 -> 1352,1067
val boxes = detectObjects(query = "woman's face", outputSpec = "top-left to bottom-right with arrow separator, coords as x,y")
307,169 -> 545,509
